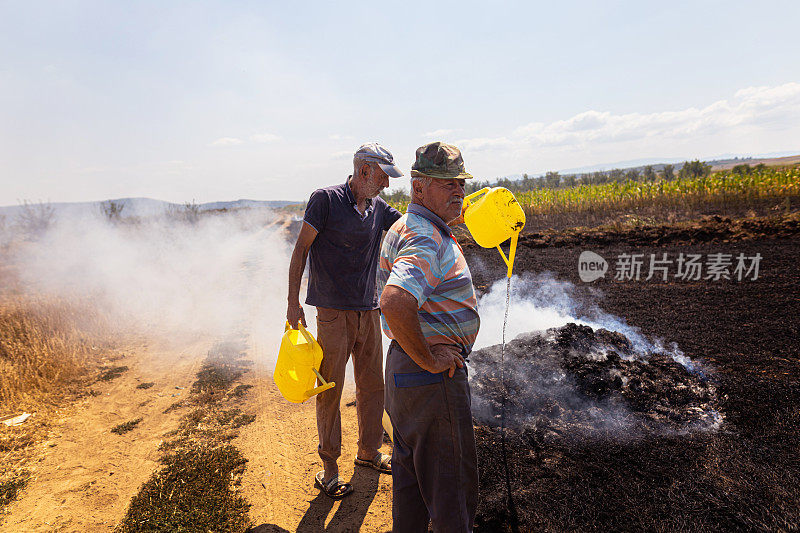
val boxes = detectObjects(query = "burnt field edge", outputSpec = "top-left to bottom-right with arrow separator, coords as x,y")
464,235 -> 800,531
456,210 -> 800,250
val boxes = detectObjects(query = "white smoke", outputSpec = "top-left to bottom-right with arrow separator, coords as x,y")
471,272 -> 721,436
7,207 -> 296,368
475,271 -> 683,362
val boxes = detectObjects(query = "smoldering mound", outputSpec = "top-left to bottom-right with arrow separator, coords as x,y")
470,322 -> 723,441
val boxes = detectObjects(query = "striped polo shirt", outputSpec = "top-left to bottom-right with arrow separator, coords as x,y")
378,203 -> 480,352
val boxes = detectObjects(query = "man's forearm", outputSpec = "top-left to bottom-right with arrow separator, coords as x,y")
287,245 -> 308,305
380,287 -> 437,371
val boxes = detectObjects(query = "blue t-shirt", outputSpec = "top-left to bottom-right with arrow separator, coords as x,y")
303,178 -> 402,310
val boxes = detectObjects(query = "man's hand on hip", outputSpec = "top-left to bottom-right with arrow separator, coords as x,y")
381,285 -> 466,377
287,303 -> 307,329
428,343 -> 465,378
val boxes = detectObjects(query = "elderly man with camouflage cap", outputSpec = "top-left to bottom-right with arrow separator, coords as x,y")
378,142 -> 480,532
288,142 -> 403,499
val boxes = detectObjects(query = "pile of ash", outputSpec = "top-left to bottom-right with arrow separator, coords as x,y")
469,323 -> 723,440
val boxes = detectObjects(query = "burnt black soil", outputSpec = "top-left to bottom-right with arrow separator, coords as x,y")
470,323 -> 722,440
97,365 -> 129,382
465,233 -> 800,532
463,212 -> 800,250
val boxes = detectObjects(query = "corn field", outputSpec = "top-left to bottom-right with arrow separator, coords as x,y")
514,167 -> 799,218
386,166 -> 799,229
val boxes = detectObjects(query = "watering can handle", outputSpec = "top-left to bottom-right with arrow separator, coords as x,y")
284,321 -> 316,345
463,187 -> 490,207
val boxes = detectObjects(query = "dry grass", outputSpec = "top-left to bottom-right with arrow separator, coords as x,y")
111,418 -> 143,435
0,288 -> 117,514
0,295 -> 110,408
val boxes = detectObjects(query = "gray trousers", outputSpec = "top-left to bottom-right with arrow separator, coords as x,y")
385,340 -> 478,533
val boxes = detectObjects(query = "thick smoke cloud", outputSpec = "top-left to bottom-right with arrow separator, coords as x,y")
6,208 -> 297,366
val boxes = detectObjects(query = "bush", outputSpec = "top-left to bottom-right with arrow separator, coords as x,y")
15,201 -> 55,238
679,160 -> 712,180
732,164 -> 751,175
101,200 -> 125,221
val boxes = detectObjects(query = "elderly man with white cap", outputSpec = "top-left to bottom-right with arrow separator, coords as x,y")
287,142 -> 403,499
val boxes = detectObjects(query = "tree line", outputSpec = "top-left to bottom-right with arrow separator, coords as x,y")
380,159 -> 771,204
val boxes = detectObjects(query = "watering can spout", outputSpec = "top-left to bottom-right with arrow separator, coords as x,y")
463,187 -> 525,278
496,233 -> 519,279
307,367 -> 336,397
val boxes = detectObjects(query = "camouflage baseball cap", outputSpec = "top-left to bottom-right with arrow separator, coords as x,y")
410,142 -> 473,180
354,142 -> 403,177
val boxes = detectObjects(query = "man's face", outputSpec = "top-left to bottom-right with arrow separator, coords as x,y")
420,177 -> 466,223
360,163 -> 390,198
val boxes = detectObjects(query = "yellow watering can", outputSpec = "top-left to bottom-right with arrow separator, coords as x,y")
463,187 -> 526,278
274,322 -> 336,403
382,410 -> 394,443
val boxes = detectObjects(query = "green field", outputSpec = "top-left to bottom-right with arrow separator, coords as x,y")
517,166 -> 798,215
386,166 -> 800,230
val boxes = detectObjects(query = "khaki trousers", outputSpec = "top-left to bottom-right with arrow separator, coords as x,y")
315,307 -> 385,474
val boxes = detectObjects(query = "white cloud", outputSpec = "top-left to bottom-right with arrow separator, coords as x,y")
250,133 -> 281,143
151,160 -> 193,175
210,137 -> 244,146
331,150 -> 352,160
458,82 -> 800,155
454,136 -> 513,152
423,128 -> 458,138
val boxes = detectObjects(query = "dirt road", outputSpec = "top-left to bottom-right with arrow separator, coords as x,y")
1,339 -> 207,532
234,355 -> 393,532
2,335 -> 393,532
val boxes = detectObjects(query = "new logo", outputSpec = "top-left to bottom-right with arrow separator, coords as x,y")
579,251 -> 608,282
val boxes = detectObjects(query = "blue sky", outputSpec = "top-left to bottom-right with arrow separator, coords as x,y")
1,0 -> 799,205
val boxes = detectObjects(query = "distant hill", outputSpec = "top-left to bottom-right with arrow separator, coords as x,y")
708,154 -> 800,171
198,199 -> 299,211
556,157 -> 688,176
561,155 -> 799,175
0,198 -> 301,220
487,152 -> 800,183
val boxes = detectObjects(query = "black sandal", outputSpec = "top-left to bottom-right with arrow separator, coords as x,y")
314,471 -> 353,500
